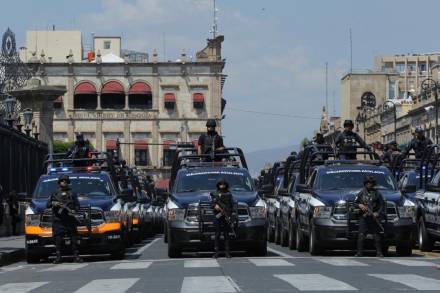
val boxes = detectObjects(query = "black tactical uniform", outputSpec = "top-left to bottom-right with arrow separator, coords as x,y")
381,141 -> 401,164
211,179 -> 234,258
66,134 -> 91,166
47,175 -> 82,263
354,176 -> 385,257
335,120 -> 370,159
402,128 -> 433,159
198,119 -> 225,158
6,190 -> 19,235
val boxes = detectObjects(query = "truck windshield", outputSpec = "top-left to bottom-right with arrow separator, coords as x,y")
34,175 -> 114,198
317,169 -> 396,190
176,171 -> 254,193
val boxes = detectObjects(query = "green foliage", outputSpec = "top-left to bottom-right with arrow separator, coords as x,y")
52,140 -> 95,153
300,137 -> 309,150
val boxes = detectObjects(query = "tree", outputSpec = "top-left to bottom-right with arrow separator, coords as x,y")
52,140 -> 95,153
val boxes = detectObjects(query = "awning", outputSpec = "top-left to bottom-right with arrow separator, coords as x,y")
102,81 -> 124,94
134,140 -> 148,150
193,93 -> 205,103
164,93 -> 176,103
129,82 -> 152,95
106,139 -> 117,150
163,140 -> 176,150
75,82 -> 96,95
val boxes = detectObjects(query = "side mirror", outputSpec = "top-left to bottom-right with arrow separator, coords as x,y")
297,184 -> 311,193
17,192 -> 32,203
402,184 -> 417,194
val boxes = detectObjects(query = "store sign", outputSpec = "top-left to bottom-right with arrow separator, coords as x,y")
71,111 -> 158,120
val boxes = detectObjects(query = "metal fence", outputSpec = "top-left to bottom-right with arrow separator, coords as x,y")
0,124 -> 48,195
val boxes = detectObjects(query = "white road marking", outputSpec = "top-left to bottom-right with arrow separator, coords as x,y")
248,258 -> 294,266
369,274 -> 440,290
267,246 -> 291,258
74,278 -> 139,293
0,265 -> 24,273
126,238 -> 161,256
180,276 -> 239,293
110,261 -> 152,270
274,274 -> 358,291
316,258 -> 369,267
380,259 -> 437,267
0,282 -> 49,292
184,259 -> 219,268
40,263 -> 88,272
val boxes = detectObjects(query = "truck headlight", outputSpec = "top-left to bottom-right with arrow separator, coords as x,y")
313,206 -> 332,218
25,214 -> 41,226
167,209 -> 185,221
250,207 -> 266,218
105,211 -> 121,223
398,199 -> 415,218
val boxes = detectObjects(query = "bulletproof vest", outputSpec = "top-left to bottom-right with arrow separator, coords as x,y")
52,190 -> 76,221
340,133 -> 357,151
413,138 -> 429,158
203,134 -> 218,153
74,146 -> 89,158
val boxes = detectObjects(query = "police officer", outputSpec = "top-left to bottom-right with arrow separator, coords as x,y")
198,119 -> 225,157
66,133 -> 91,166
335,120 -> 371,159
381,141 -> 400,164
354,176 -> 385,257
47,175 -> 82,264
313,133 -> 325,145
402,127 -> 433,159
6,190 -> 19,236
211,179 -> 234,258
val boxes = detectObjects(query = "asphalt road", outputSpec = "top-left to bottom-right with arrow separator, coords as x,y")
1,236 -> 440,293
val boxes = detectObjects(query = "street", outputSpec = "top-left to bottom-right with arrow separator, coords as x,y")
1,236 -> 440,293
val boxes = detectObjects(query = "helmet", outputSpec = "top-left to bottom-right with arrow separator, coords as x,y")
415,126 -> 424,134
58,174 -> 70,184
206,119 -> 217,128
343,120 -> 354,127
363,175 -> 376,186
216,178 -> 229,189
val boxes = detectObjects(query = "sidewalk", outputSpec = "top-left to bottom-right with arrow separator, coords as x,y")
0,235 -> 25,266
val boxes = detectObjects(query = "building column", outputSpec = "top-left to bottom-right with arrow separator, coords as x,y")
152,120 -> 159,167
124,93 -> 129,110
97,93 -> 102,110
152,71 -> 159,110
123,120 -> 131,165
96,120 -> 103,151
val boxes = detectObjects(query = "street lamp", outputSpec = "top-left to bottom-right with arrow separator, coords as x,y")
421,78 -> 439,144
4,95 -> 17,127
383,100 -> 397,142
23,108 -> 33,136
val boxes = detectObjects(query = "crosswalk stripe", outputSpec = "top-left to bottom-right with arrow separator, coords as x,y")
249,258 -> 294,266
110,261 -> 152,270
74,278 -> 139,293
184,259 -> 219,268
316,258 -> 368,267
380,259 -> 437,267
0,282 -> 49,292
274,274 -> 358,291
180,276 -> 239,293
369,274 -> 440,290
40,263 -> 88,272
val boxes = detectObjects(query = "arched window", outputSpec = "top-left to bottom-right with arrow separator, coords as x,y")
101,81 -> 125,109
162,140 -> 176,166
74,82 -> 97,110
193,93 -> 205,110
129,82 -> 152,109
361,92 -> 376,108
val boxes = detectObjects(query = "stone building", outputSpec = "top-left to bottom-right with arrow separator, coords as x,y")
23,31 -> 227,177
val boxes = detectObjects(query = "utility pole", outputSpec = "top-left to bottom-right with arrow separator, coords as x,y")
349,28 -> 353,73
325,62 -> 328,112
212,0 -> 218,38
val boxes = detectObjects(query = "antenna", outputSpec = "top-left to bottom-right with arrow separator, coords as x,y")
332,90 -> 336,117
325,62 -> 328,112
349,27 -> 353,73
162,32 -> 166,61
211,0 -> 218,38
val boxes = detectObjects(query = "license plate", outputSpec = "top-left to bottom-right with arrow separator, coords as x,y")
64,240 -> 71,245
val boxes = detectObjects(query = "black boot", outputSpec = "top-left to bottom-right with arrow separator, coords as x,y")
374,234 -> 384,257
53,251 -> 63,264
72,237 -> 83,263
224,239 -> 231,258
212,246 -> 219,258
355,233 -> 365,257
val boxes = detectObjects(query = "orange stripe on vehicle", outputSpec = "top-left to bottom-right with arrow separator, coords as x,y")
132,218 -> 139,225
25,226 -> 52,236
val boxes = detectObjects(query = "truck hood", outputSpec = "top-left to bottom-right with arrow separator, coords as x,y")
30,196 -> 115,213
313,189 -> 403,206
170,191 -> 258,208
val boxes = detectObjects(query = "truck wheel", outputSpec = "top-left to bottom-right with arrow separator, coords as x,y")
288,222 -> 297,250
26,251 -> 40,264
396,241 -> 412,256
267,220 -> 275,243
110,247 -> 125,260
296,223 -> 308,252
168,243 -> 181,258
309,222 -> 322,255
253,241 -> 268,256
418,217 -> 434,252
274,219 -> 281,245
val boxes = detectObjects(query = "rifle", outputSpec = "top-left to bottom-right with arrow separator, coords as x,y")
211,193 -> 236,237
52,193 -> 81,224
360,195 -> 385,233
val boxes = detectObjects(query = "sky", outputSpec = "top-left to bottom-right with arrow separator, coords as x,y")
2,0 -> 440,152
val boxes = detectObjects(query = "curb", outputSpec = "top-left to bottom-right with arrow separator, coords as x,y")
0,248 -> 25,267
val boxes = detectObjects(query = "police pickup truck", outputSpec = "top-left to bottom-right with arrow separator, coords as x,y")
24,154 -> 133,263
294,163 -> 415,256
165,148 -> 267,258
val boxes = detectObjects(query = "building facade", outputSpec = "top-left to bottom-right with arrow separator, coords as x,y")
24,31 -> 226,177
